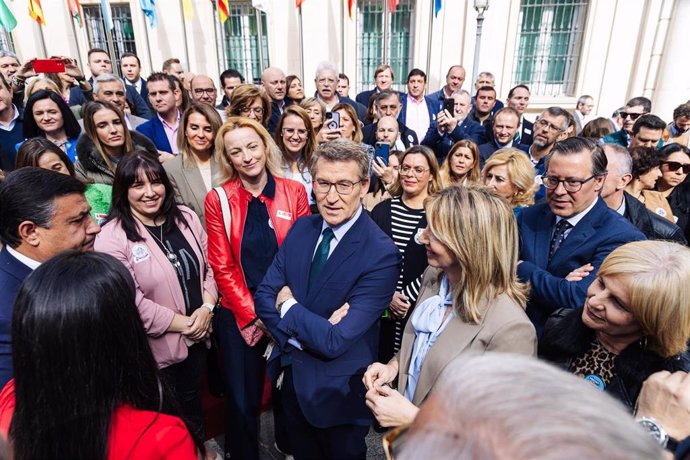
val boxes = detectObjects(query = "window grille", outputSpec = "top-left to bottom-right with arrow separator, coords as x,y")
512,0 -> 588,97
222,1 -> 269,84
83,4 -> 137,72
0,28 -> 14,53
356,0 -> 414,95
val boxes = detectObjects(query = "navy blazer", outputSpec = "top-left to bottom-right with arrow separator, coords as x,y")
355,88 -> 377,107
398,94 -> 437,128
519,118 -> 534,145
478,141 -> 530,168
0,247 -> 33,389
517,198 -> 646,333
136,116 -> 173,153
255,211 -> 400,428
421,119 -> 485,163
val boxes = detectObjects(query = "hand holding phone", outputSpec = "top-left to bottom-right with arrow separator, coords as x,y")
442,98 -> 455,117
32,59 -> 66,74
375,142 -> 390,166
325,111 -> 340,131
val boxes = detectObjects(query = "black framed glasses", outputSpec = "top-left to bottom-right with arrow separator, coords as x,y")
662,161 -> 690,174
313,179 -> 363,195
193,88 -> 216,95
535,118 -> 566,133
541,174 -> 601,192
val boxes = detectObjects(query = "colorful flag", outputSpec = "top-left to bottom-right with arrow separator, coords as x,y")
389,0 -> 398,11
182,0 -> 194,20
0,0 -> 16,31
347,0 -> 354,18
101,0 -> 113,30
434,0 -> 442,17
67,0 -> 84,27
140,0 -> 156,27
29,0 -> 45,25
218,0 -> 229,23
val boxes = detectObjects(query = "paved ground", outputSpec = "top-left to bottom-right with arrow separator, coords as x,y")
205,411 -> 385,459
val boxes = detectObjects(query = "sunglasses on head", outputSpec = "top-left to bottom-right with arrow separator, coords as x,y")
620,111 -> 644,121
662,161 -> 690,174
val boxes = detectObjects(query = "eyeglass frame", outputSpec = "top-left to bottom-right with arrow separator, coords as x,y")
240,106 -> 265,116
541,174 -> 603,192
192,87 -> 217,95
399,165 -> 430,177
534,117 -> 567,133
313,179 -> 364,195
661,161 -> 690,174
281,127 -> 309,138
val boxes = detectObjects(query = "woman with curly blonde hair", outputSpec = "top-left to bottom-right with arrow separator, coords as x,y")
481,148 -> 538,217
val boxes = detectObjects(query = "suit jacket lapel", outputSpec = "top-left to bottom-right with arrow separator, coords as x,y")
154,118 -> 172,152
535,206 -> 556,268
296,217 -> 323,302
181,161 -> 207,213
549,199 -> 604,267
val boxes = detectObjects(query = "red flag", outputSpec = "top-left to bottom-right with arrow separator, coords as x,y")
347,0 -> 353,18
389,0 -> 398,11
296,0 -> 303,7
218,0 -> 229,23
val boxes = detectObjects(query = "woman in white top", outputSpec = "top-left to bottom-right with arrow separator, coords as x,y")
273,105 -> 317,207
163,102 -> 223,228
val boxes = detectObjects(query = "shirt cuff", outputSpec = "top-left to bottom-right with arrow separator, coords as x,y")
280,298 -> 298,318
288,338 -> 303,350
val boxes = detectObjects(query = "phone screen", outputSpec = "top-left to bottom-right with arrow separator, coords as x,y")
375,143 -> 389,165
32,59 -> 66,74
442,98 -> 455,117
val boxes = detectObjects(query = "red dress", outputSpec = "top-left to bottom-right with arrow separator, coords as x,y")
0,380 -> 199,459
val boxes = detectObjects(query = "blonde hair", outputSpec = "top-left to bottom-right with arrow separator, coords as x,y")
215,116 -> 283,184
300,97 -> 326,129
481,148 -> 538,207
177,102 -> 223,168
388,145 -> 442,198
424,185 -> 528,323
24,77 -> 61,105
332,103 -> 363,143
440,140 -> 480,187
598,241 -> 690,357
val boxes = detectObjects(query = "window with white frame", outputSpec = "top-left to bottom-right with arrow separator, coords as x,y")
0,28 -> 14,53
356,0 -> 415,96
222,1 -> 269,84
83,3 -> 137,71
512,0 -> 588,97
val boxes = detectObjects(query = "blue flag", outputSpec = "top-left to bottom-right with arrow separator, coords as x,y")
101,0 -> 113,30
140,0 -> 157,28
434,0 -> 442,17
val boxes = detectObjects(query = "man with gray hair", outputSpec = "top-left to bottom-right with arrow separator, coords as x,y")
91,74 -> 147,129
517,137 -> 645,333
529,106 -> 571,180
314,62 -> 366,121
392,353 -> 665,460
255,138 -> 400,459
601,143 -> 686,243
573,94 -> 594,134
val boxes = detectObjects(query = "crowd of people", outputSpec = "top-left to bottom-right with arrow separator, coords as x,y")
0,47 -> 690,459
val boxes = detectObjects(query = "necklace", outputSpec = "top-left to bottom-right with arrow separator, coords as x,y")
144,223 -> 182,274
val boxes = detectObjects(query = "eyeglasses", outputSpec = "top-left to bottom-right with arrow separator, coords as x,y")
240,106 -> 264,116
541,174 -> 601,192
662,161 -> 690,174
535,118 -> 566,133
314,179 -> 363,195
282,127 -> 309,138
620,111 -> 645,121
193,88 -> 216,96
400,165 -> 430,177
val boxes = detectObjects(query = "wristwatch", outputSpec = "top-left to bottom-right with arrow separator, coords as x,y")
201,302 -> 215,314
637,417 -> 679,451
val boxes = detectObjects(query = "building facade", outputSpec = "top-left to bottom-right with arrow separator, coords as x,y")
7,0 -> 689,120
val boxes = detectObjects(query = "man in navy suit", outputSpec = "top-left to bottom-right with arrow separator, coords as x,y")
478,107 -> 530,167
398,68 -> 437,142
428,65 -> 466,110
120,52 -> 148,103
0,168 -> 101,389
355,64 -> 394,107
137,73 -> 181,158
422,90 -> 484,163
255,139 -> 400,459
517,137 -> 645,334
505,84 -> 534,145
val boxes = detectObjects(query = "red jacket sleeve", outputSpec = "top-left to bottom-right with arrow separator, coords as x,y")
204,189 -> 257,329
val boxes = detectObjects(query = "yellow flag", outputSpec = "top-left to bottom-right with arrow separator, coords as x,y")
182,0 -> 194,20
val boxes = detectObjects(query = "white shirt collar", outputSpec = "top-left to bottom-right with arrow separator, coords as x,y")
321,204 -> 363,243
556,197 -> 599,228
6,246 -> 41,270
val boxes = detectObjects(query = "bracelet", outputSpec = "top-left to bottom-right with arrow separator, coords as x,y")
201,302 -> 215,313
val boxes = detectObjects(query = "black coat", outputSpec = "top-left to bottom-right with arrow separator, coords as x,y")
539,308 -> 690,411
361,121 -> 418,150
624,192 -> 687,245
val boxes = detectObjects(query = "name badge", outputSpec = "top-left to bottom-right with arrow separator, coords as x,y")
131,244 -> 150,264
414,228 -> 425,245
277,210 -> 292,220
524,128 -> 532,135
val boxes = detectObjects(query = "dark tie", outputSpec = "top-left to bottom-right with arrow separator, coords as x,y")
549,219 -> 572,261
309,227 -> 335,288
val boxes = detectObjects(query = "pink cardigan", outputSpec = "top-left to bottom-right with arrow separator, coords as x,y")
95,206 -> 218,368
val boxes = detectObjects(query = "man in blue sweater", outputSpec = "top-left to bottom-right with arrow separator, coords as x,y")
0,75 -> 23,172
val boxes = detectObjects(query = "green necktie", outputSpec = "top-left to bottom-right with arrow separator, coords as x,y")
309,227 -> 335,288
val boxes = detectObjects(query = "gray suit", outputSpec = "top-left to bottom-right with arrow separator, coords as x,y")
396,267 -> 537,406
163,154 -> 220,228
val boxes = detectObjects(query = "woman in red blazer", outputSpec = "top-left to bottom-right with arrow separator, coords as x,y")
205,116 -> 310,460
0,251 -> 201,459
